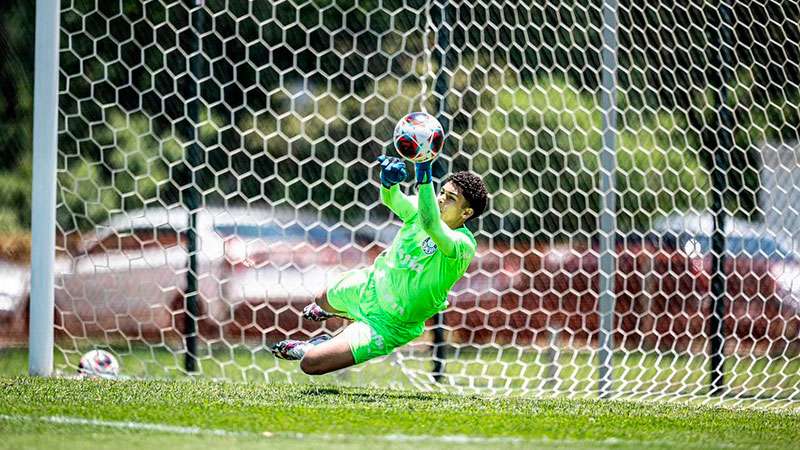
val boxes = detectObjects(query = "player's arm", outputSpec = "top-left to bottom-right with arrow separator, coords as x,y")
415,162 -> 473,259
378,156 -> 417,222
380,185 -> 417,222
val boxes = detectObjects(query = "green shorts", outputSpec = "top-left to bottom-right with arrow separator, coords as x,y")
326,268 -> 423,364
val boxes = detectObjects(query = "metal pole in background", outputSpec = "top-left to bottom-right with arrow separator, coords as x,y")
430,0 -> 454,383
184,0 -> 205,374
708,0 -> 736,396
597,0 -> 619,398
29,0 -> 61,376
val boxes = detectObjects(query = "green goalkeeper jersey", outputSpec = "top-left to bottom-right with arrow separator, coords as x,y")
373,183 -> 477,327
324,181 -> 478,363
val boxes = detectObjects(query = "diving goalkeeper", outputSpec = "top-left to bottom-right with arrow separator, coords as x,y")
271,156 -> 488,375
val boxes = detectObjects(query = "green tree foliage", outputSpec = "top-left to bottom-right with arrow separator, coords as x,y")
57,112 -> 182,231
1,0 -> 799,242
448,69 -> 708,241
0,0 -> 35,230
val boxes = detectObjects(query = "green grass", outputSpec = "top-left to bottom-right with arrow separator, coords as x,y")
3,344 -> 799,408
423,346 -> 800,399
0,345 -> 411,386
1,377 -> 799,450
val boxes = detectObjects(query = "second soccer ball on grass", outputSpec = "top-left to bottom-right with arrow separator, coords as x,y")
393,112 -> 445,163
77,349 -> 120,379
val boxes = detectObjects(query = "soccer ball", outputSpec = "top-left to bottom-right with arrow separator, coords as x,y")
77,350 -> 120,379
393,112 -> 445,163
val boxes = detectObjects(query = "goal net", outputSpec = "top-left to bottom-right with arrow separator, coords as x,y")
44,0 -> 800,409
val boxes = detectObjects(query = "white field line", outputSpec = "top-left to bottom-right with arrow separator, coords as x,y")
0,414 -> 731,448
0,414 -> 248,437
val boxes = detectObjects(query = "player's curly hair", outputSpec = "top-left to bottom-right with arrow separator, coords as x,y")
445,171 -> 489,221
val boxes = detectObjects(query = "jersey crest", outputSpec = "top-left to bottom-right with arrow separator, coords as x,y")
421,237 -> 438,255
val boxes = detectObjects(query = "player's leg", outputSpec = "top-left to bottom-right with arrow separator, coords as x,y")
300,321 -> 393,375
302,290 -> 348,322
275,269 -> 387,373
273,320 -> 393,375
304,269 -> 368,322
270,334 -> 332,361
270,323 -> 359,374
298,330 -> 356,375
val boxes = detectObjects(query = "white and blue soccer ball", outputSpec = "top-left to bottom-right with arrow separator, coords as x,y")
77,349 -> 120,379
393,112 -> 445,163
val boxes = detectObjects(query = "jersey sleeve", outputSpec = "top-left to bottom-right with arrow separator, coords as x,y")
417,182 -> 476,260
380,185 -> 418,222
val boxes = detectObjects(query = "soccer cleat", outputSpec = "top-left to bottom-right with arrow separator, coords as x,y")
302,303 -> 334,322
270,339 -> 309,360
270,334 -> 331,360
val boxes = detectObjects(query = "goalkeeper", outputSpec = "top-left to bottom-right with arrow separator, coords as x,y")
271,155 -> 488,375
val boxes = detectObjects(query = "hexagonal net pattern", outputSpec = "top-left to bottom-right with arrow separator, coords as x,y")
50,0 -> 800,409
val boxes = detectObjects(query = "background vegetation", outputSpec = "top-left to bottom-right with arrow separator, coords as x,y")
0,0 -> 798,244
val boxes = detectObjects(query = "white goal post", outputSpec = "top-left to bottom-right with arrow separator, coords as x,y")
29,0 -> 800,410
29,0 -> 61,377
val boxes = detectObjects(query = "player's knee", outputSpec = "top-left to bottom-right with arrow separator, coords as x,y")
300,354 -> 327,375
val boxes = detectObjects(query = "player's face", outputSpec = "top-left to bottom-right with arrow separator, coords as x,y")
438,181 -> 473,228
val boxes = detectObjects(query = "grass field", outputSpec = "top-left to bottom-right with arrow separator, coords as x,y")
1,376 -> 799,450
3,344 -> 799,405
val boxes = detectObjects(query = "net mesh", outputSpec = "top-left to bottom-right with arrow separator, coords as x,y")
49,0 -> 800,409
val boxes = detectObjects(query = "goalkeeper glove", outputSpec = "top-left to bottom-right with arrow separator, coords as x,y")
415,160 -> 433,185
378,155 -> 408,188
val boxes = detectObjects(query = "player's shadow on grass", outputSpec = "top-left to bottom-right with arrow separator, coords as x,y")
298,386 -> 343,396
298,386 -> 447,403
